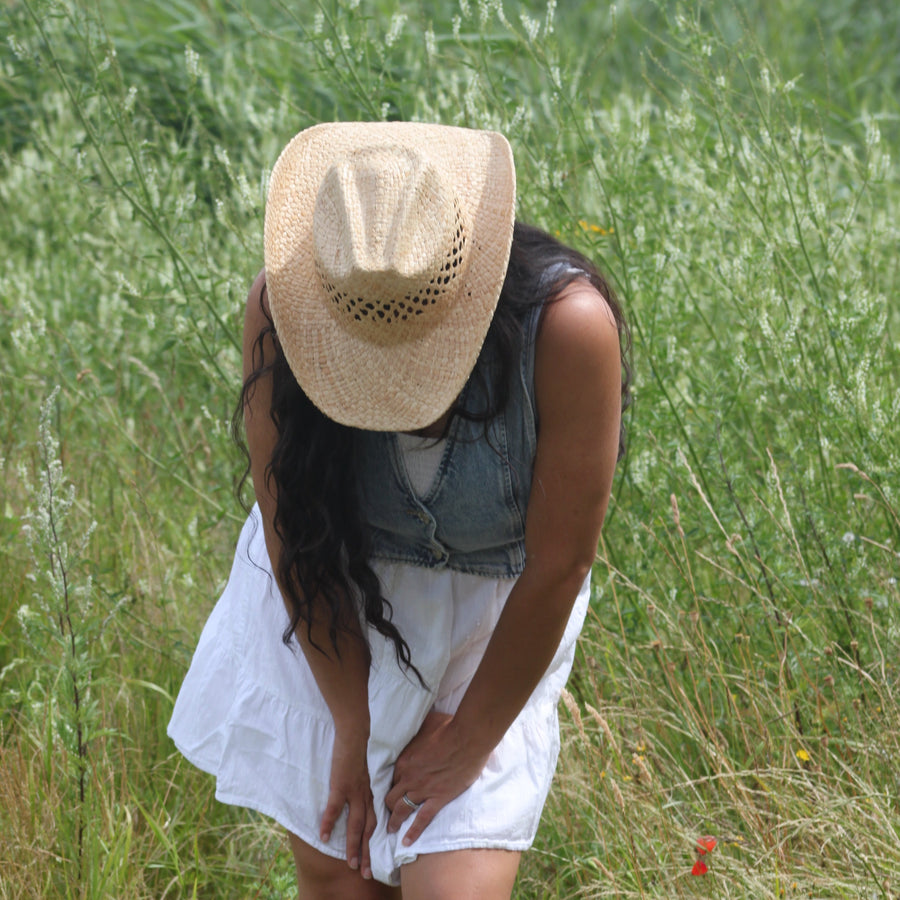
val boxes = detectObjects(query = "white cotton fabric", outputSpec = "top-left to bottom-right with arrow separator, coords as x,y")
395,434 -> 446,496
167,504 -> 589,886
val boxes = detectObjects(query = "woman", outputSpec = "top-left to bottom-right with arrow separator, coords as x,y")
168,122 -> 629,898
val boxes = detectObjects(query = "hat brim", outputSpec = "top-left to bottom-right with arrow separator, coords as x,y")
263,122 -> 516,431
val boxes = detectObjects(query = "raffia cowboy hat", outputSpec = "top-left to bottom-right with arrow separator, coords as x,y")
263,121 -> 516,431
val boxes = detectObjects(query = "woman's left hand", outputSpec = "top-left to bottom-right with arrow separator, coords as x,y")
385,710 -> 490,845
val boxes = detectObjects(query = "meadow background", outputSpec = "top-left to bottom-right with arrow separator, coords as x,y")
1,0 -> 898,896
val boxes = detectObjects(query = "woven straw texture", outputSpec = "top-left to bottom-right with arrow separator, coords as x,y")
263,122 -> 515,431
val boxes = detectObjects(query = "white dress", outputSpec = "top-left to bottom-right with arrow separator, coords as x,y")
167,436 -> 590,886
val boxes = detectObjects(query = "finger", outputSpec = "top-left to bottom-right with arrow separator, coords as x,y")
360,797 -> 377,880
384,788 -> 420,834
320,790 -> 345,844
345,797 -> 367,870
401,800 -> 439,847
384,782 -> 400,811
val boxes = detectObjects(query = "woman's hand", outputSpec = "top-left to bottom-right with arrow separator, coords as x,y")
322,722 -> 377,880
384,710 -> 490,846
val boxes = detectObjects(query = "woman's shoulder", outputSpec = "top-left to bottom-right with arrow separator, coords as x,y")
537,278 -> 619,359
533,278 -> 621,421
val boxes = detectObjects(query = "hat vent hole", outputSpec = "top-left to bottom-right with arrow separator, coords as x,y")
317,202 -> 467,328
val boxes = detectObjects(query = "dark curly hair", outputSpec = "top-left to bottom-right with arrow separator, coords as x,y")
234,222 -> 631,675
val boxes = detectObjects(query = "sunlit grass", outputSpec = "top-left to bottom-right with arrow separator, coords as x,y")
1,0 -> 898,897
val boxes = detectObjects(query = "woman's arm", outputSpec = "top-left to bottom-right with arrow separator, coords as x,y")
243,269 -> 376,879
386,278 -> 622,843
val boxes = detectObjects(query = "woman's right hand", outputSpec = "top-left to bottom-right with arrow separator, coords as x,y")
321,722 -> 376,881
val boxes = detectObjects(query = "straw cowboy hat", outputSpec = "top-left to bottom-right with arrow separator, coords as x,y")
263,121 -> 516,431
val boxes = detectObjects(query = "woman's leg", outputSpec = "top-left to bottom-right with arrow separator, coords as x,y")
288,832 -> 401,900
399,849 -> 521,900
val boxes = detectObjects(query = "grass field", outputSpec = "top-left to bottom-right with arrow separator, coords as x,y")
1,0 -> 899,897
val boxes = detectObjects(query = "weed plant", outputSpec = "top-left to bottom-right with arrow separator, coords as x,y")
1,0 -> 898,897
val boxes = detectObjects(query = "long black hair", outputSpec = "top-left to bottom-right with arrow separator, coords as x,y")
234,222 -> 632,671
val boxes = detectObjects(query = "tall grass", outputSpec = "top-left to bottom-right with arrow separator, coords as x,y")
1,0 -> 898,897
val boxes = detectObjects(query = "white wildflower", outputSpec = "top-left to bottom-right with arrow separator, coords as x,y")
509,104 -> 527,131
237,172 -> 254,208
545,0 -> 556,34
630,450 -> 650,488
864,115 -> 881,148
98,47 -> 116,72
666,334 -> 677,363
758,309 -> 774,342
7,34 -> 27,60
520,12 -> 540,43
385,11 -> 407,48
214,145 -> 232,174
463,71 -> 482,121
854,358 -> 869,411
175,187 -> 196,219
185,44 -> 201,81
11,300 -> 47,353
114,271 -> 139,297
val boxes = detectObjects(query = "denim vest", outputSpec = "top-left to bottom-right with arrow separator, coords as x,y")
355,302 -> 544,578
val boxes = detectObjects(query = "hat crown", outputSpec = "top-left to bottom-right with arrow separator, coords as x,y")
313,145 -> 467,342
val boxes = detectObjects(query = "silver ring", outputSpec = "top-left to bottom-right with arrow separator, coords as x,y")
401,793 -> 423,811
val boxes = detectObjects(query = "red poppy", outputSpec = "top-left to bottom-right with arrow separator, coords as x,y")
691,859 -> 709,876
696,836 -> 717,855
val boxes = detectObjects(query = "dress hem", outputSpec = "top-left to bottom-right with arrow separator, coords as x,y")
170,730 -> 538,886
